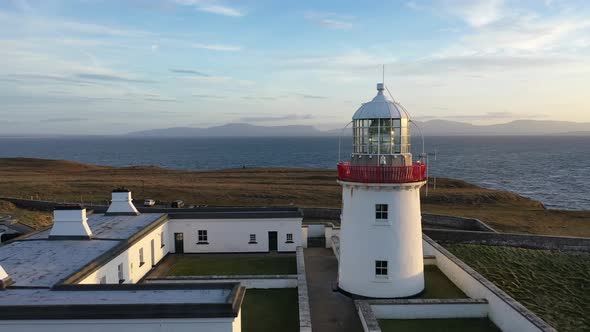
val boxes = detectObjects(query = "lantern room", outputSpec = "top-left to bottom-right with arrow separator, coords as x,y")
350,83 -> 412,167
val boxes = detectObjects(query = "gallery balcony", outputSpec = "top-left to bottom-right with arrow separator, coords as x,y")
337,162 -> 427,184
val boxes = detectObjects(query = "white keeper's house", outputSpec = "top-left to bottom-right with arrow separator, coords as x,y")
0,189 -> 303,331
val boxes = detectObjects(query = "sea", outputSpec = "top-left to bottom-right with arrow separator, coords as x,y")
0,136 -> 588,211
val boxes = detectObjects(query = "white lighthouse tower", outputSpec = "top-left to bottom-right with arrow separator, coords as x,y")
337,83 -> 427,298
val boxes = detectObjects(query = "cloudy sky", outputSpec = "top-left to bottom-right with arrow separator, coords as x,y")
1,0 -> 589,134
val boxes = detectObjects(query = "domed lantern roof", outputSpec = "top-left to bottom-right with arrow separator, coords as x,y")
352,83 -> 409,120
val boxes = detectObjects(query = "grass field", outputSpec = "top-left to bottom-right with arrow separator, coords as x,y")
166,254 -> 297,276
1,157 -> 589,237
241,289 -> 299,332
379,318 -> 501,332
445,244 -> 590,332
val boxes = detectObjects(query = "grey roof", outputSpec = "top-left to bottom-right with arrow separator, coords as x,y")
0,213 -> 166,287
0,239 -> 118,287
92,206 -> 303,220
0,287 -> 231,305
27,213 -> 167,240
352,83 -> 410,120
0,283 -> 245,319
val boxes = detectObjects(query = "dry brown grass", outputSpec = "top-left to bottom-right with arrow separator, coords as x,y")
0,200 -> 51,229
0,157 -> 589,236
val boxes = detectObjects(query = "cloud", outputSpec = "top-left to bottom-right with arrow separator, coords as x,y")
179,75 -> 255,87
417,111 -> 546,121
75,73 -> 155,84
394,54 -> 575,76
239,114 -> 314,122
144,97 -> 178,102
0,10 -> 148,37
170,68 -> 210,76
277,50 -> 395,70
191,43 -> 241,51
172,0 -> 244,17
298,94 -> 328,99
40,117 -> 88,123
443,0 -> 504,27
193,94 -> 223,99
304,12 -> 354,30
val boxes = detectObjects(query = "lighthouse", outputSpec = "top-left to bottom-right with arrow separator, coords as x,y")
337,83 -> 427,298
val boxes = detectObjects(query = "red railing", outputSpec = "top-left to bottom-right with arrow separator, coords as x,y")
337,162 -> 427,183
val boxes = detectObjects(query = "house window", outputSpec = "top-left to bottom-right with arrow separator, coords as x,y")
375,204 -> 388,220
99,275 -> 107,284
286,233 -> 294,243
117,263 -> 125,284
249,234 -> 257,244
375,260 -> 388,277
197,230 -> 208,244
139,248 -> 145,267
160,232 -> 165,248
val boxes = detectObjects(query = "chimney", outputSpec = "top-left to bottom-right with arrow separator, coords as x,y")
49,205 -> 93,240
0,264 -> 13,289
105,188 -> 140,216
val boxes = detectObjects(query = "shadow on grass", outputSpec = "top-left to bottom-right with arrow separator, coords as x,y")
242,289 -> 299,332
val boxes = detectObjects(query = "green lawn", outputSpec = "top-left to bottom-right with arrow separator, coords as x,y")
379,318 -> 501,332
166,254 -> 297,276
421,265 -> 467,299
445,244 -> 590,332
241,289 -> 299,332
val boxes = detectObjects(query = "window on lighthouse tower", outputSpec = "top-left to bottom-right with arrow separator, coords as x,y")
375,260 -> 388,277
375,204 -> 389,220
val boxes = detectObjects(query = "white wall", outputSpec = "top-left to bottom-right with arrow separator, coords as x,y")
301,226 -> 308,248
147,277 -> 297,289
0,317 -> 238,332
370,302 -> 487,319
79,223 -> 169,284
339,181 -> 425,298
168,218 -> 302,253
307,224 -> 325,237
423,238 -> 551,332
324,226 -> 340,248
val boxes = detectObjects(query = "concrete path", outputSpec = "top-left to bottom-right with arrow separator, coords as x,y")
304,248 -> 363,332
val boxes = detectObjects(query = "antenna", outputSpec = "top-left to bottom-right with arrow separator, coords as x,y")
382,64 -> 385,84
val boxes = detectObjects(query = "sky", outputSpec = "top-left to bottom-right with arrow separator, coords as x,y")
0,0 -> 589,135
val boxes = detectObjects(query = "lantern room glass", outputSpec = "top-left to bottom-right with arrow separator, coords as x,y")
352,118 -> 410,155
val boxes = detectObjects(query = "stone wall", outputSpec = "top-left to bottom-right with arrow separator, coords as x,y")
0,197 -> 104,212
425,229 -> 590,252
422,213 -> 496,232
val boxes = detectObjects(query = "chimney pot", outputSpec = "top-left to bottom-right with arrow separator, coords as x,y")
49,206 -> 93,240
105,189 -> 140,216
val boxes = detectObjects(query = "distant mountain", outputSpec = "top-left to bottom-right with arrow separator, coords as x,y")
128,123 -> 324,137
127,120 -> 590,137
416,120 -> 590,136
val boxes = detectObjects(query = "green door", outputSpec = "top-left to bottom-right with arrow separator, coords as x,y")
268,231 -> 278,251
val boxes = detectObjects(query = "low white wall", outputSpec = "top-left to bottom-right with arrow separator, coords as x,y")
147,276 -> 297,289
423,236 -> 555,332
355,301 -> 381,332
307,224 -> 324,238
0,317 -> 237,332
301,227 -> 308,248
79,223 -> 169,284
324,226 -> 340,248
370,301 -> 488,319
296,247 -> 312,332
168,218 -> 301,253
